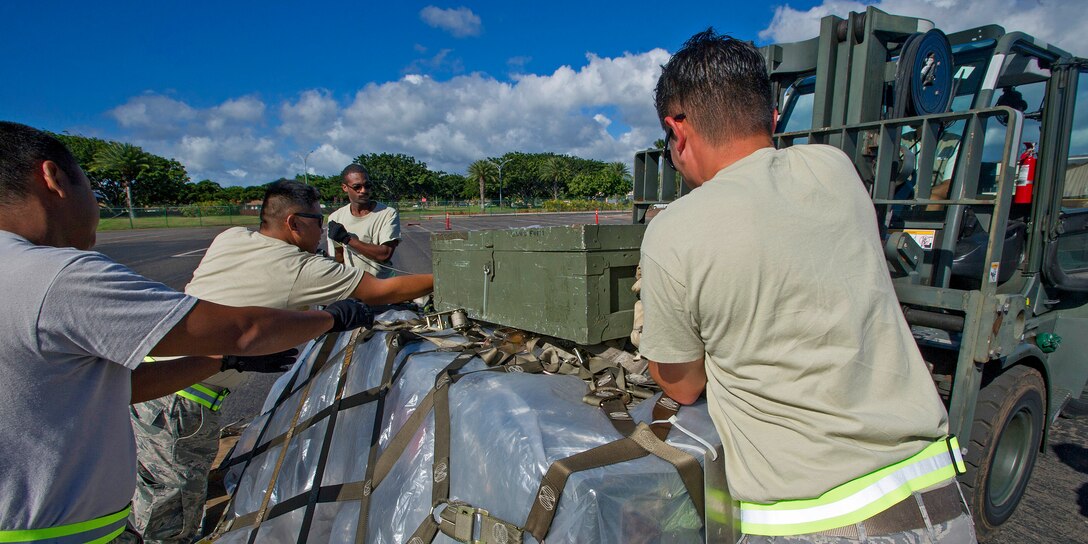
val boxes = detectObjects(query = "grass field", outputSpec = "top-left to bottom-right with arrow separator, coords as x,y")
97,214 -> 261,231
97,201 -> 627,231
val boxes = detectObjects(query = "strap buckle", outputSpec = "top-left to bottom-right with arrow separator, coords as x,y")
436,501 -> 523,544
209,388 -> 230,411
945,435 -> 966,475
584,386 -> 631,407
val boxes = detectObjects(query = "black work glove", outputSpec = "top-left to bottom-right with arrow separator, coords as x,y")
327,220 -> 353,244
220,348 -> 299,373
323,299 -> 375,332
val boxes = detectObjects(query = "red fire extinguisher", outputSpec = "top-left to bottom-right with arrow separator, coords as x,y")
1014,142 -> 1037,204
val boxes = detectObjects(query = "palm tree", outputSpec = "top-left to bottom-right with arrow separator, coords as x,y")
91,142 -> 150,222
539,156 -> 572,200
466,160 -> 497,211
607,161 -> 631,180
604,161 -> 633,198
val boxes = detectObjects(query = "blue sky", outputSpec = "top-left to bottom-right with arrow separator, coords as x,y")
2,1 -> 1083,185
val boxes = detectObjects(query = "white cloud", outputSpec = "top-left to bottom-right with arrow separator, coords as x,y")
420,6 -> 482,38
760,0 -> 1088,54
404,48 -> 465,76
109,94 -> 197,139
105,48 -> 672,185
279,90 -> 339,142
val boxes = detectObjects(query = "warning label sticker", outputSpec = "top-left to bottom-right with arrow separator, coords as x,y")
990,262 -> 1001,283
904,229 -> 937,250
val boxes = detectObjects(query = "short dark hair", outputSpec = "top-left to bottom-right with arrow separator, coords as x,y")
341,163 -> 369,181
654,29 -> 774,144
260,180 -> 320,226
0,121 -> 82,206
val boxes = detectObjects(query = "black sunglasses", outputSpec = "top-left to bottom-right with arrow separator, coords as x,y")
663,113 -> 686,170
293,212 -> 325,227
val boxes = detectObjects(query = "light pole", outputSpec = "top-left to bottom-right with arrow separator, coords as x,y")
490,157 -> 512,210
297,148 -> 315,185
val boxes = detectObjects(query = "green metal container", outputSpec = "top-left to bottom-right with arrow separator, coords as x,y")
432,225 -> 645,344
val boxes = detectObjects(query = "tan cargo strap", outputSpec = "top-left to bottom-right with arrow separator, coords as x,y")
584,366 -> 676,441
584,366 -> 636,436
649,394 -> 682,441
352,330 -> 423,544
522,422 -> 704,542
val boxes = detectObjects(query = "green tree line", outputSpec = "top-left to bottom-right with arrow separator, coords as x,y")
54,133 -> 634,208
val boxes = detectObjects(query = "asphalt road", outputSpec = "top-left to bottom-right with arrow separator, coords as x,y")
94,211 -> 1087,543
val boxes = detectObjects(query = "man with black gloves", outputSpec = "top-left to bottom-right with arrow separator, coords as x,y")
0,122 -> 374,543
130,179 -> 426,543
327,164 -> 401,278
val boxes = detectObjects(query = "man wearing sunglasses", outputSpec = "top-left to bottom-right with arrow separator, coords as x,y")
638,31 -> 974,542
326,164 -> 401,278
130,179 -> 432,543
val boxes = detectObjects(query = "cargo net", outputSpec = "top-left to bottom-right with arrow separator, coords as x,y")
201,309 -> 719,543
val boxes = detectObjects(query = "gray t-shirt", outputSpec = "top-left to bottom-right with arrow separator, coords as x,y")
640,146 -> 948,503
328,203 -> 401,278
0,231 -> 196,530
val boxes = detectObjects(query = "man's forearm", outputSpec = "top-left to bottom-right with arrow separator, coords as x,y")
353,274 -> 434,305
345,238 -> 396,261
131,356 -> 222,404
150,301 -> 333,357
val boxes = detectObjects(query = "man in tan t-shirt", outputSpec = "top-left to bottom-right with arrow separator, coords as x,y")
130,180 -> 432,543
640,31 -> 975,542
327,164 -> 401,278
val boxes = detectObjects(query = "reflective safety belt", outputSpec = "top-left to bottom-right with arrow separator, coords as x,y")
177,383 -> 230,412
143,356 -> 230,412
0,504 -> 131,544
739,437 -> 966,536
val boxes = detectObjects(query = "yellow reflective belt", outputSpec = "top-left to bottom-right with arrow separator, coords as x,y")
739,437 -> 965,536
177,383 -> 229,412
0,505 -> 130,543
144,356 -> 229,411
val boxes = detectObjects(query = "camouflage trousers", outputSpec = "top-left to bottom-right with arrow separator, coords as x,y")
130,394 -> 221,544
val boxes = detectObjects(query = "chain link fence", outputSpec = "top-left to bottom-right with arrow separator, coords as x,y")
98,198 -> 630,230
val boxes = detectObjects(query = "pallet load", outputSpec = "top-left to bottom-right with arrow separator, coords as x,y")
203,309 -> 723,544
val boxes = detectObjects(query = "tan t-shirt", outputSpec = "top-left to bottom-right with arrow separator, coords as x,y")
185,227 -> 364,389
328,203 -> 401,278
639,145 -> 948,503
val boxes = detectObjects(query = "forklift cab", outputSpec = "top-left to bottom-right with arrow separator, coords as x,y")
772,22 -> 1088,295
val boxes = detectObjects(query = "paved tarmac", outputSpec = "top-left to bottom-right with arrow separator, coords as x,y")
94,211 -> 1087,543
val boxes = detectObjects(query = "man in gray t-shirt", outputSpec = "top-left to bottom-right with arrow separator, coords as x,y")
0,122 -> 373,543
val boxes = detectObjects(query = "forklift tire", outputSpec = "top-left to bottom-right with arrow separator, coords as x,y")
960,365 -> 1045,541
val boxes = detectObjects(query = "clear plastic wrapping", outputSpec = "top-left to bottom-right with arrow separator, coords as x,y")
215,311 -> 719,543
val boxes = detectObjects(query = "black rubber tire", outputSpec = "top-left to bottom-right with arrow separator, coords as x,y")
960,365 -> 1045,542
